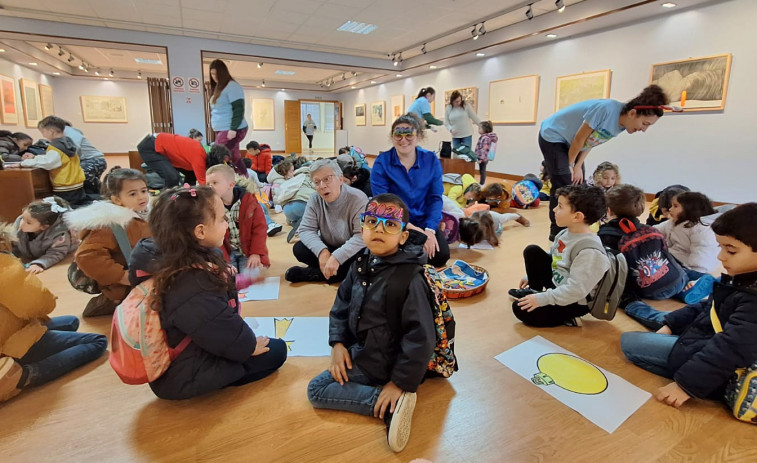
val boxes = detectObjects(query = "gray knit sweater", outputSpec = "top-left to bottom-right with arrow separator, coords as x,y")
298,185 -> 368,264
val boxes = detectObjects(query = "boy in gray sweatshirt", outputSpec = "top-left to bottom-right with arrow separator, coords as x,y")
510,184 -> 610,327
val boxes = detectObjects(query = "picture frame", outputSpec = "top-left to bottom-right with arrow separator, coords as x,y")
0,74 -> 19,125
80,95 -> 128,123
354,103 -> 366,126
19,78 -> 42,128
38,84 -> 54,118
444,86 -> 478,112
555,70 -> 611,111
391,95 -> 404,119
334,102 -> 342,130
251,98 -> 275,130
489,75 -> 540,124
370,101 -> 385,126
650,53 -> 732,111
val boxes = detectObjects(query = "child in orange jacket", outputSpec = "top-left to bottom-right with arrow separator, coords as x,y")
245,141 -> 272,184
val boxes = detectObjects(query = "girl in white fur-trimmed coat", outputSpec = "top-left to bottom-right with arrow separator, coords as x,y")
65,168 -> 152,317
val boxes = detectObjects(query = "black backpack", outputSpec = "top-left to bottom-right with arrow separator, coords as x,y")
439,141 -> 452,159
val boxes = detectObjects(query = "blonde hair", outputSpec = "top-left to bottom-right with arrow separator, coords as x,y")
206,163 -> 236,182
592,161 -> 621,185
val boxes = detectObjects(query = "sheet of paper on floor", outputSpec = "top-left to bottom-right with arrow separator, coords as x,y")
238,276 -> 280,301
470,240 -> 494,250
245,317 -> 330,356
494,335 -> 651,433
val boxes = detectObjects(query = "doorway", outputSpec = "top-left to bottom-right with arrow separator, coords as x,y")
300,101 -> 335,155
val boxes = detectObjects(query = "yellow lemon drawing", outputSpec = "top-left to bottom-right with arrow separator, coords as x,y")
531,353 -> 608,395
274,318 -> 294,351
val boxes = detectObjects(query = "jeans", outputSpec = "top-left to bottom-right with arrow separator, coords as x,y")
18,323 -> 107,388
307,364 -> 382,416
306,135 -> 314,149
228,337 -> 288,387
259,200 -> 274,226
46,315 -> 80,332
283,200 -> 307,230
624,301 -> 669,331
539,134 -> 584,239
644,270 -> 688,301
230,250 -> 249,273
292,241 -> 362,283
620,331 -> 677,378
452,136 -> 472,150
215,128 -> 249,177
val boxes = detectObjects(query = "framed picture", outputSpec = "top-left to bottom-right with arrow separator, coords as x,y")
391,95 -> 404,119
370,101 -> 385,126
650,53 -> 732,111
354,104 -> 366,126
444,86 -> 478,112
555,70 -> 611,111
0,74 -> 19,125
80,95 -> 128,123
251,98 -> 275,130
39,84 -> 54,118
489,75 -> 540,124
19,78 -> 42,128
334,102 -> 342,130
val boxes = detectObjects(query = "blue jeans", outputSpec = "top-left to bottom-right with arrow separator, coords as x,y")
624,301 -> 669,331
452,136 -> 472,150
45,315 -> 80,332
259,200 -> 274,226
307,364 -> 382,416
18,323 -> 107,388
283,200 -> 307,230
230,250 -> 249,273
620,331 -> 677,378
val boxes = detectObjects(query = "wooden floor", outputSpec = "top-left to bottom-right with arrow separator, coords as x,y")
2,162 -> 754,462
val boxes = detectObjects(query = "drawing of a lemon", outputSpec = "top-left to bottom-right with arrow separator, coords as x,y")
531,353 -> 608,395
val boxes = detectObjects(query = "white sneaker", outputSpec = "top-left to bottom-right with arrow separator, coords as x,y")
386,391 -> 417,452
267,222 -> 283,237
274,205 -> 283,214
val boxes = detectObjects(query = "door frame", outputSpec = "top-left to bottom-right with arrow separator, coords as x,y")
292,99 -> 340,154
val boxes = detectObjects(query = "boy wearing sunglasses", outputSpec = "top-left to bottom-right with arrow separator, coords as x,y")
307,193 -> 436,453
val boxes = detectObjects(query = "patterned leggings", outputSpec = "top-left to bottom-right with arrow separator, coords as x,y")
81,157 -> 107,195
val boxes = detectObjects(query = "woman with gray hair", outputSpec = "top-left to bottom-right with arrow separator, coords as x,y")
285,159 -> 368,284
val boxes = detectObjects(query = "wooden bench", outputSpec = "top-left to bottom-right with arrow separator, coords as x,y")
0,168 -> 53,222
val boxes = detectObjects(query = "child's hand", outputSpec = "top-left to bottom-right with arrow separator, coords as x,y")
519,277 -> 529,289
246,254 -> 263,269
329,343 -> 352,385
656,325 -> 673,335
4,162 -> 19,168
26,264 -> 44,274
21,153 -> 35,160
251,336 -> 270,356
517,294 -> 541,312
655,382 -> 691,408
322,256 -> 339,279
374,381 -> 403,419
228,264 -> 239,275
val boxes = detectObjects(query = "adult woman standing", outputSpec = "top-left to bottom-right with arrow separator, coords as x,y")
539,85 -> 669,239
407,87 -> 443,130
209,59 -> 248,177
302,114 -> 317,153
445,90 -> 481,149
371,114 -> 449,268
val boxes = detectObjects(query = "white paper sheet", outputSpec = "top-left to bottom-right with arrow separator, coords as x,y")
495,336 -> 651,433
238,276 -> 280,301
470,240 -> 494,250
244,317 -> 331,356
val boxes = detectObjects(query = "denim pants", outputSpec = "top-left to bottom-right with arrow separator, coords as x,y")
230,250 -> 249,273
307,364 -> 382,416
620,331 -> 678,378
259,200 -> 274,226
283,200 -> 307,230
623,301 -> 670,331
18,318 -> 107,388
452,136 -> 472,150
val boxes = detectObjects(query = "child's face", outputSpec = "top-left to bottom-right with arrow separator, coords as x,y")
112,179 -> 149,212
361,204 -> 408,257
668,198 -> 683,222
464,190 -> 478,204
195,194 -> 228,249
285,166 -> 294,179
19,211 -> 47,233
39,127 -> 58,141
478,126 -> 485,135
598,170 -> 617,189
206,172 -> 235,203
553,195 -> 579,227
15,138 -> 32,151
716,235 -> 757,276
342,175 -> 353,186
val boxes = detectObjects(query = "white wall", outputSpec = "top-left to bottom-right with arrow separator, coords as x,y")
341,0 -> 756,203
0,58 -> 53,134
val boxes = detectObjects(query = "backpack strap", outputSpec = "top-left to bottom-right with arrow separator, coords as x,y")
568,238 -> 606,262
109,224 -> 132,269
618,218 -> 637,234
169,336 -> 191,360
385,263 -> 426,339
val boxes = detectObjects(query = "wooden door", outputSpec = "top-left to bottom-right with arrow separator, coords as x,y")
284,100 -> 301,154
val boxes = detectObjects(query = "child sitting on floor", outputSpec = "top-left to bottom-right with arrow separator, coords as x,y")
307,193 -> 436,453
13,196 -> 76,274
586,161 -> 621,193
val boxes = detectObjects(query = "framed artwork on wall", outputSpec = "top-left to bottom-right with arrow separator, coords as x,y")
251,98 -> 275,130
0,74 -> 19,125
334,102 -> 342,130
355,103 -> 366,126
39,84 -> 54,118
489,75 -> 540,124
650,53 -> 732,111
391,95 -> 404,119
555,70 -> 611,111
370,101 -> 385,126
19,78 -> 42,128
80,95 -> 128,123
444,86 -> 478,112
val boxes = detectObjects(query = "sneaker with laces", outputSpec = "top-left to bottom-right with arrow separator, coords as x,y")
267,222 -> 283,237
563,317 -> 583,327
82,293 -> 119,318
385,391 -> 417,452
508,288 -> 537,299
0,357 -> 23,403
284,266 -> 326,283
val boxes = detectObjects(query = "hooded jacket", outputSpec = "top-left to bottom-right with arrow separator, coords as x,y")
246,144 -> 272,175
443,173 -> 478,208
274,167 -> 316,206
128,239 -> 257,400
19,137 -> 85,192
474,132 -> 498,164
65,201 -> 151,302
221,185 -> 270,266
13,213 -> 76,269
328,234 -> 436,392
0,134 -> 23,163
654,212 -> 721,273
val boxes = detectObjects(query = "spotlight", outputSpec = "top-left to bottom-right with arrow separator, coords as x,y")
83,63 -> 89,73
58,46 -> 65,57
67,54 -> 75,63
478,22 -> 486,36
137,70 -> 142,79
342,72 -> 346,80
471,26 -> 479,40
109,69 -> 114,77
526,4 -> 534,20
352,71 -> 358,77
78,62 -> 85,70
261,79 -> 266,87
392,54 -> 399,66
421,43 -> 427,54
95,69 -> 100,76
44,43 -> 53,50
556,0 -> 565,13
257,62 -> 263,68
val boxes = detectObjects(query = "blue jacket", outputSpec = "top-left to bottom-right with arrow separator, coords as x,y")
370,147 -> 443,230
664,271 -> 757,400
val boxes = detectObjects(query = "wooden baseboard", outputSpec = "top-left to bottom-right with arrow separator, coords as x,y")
104,152 -> 129,157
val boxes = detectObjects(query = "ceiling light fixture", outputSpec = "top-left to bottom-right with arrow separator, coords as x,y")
429,65 -> 437,69
478,22 -> 486,37
281,88 -> 285,91
546,33 -> 558,38
78,62 -> 85,70
395,74 -> 402,78
109,69 -> 114,77
370,80 -> 377,84
526,4 -> 534,20
555,0 -> 565,13
58,46 -> 65,56
257,62 -> 263,68
471,26 -> 479,40
137,70 -> 142,79
29,62 -> 38,66
661,2 -> 676,7
421,43 -> 427,54
95,69 -> 100,76
476,53 -> 486,57
45,43 -> 53,50
352,71 -> 358,77
52,72 -> 60,75
261,79 -> 266,87
351,86 -> 356,89
0,48 -> 6,53
67,54 -> 75,63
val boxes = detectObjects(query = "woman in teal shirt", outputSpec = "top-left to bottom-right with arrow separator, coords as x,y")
209,59 -> 248,177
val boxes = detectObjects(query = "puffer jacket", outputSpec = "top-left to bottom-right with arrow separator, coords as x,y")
65,201 -> 151,302
0,135 -> 23,163
13,214 -> 76,269
0,252 -> 57,358
328,233 -> 436,392
274,166 -> 316,206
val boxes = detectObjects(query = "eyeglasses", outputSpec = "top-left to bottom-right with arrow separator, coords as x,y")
360,213 -> 406,235
312,174 -> 335,187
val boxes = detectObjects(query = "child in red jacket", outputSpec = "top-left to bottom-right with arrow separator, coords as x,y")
245,141 -> 272,184
206,164 -> 270,271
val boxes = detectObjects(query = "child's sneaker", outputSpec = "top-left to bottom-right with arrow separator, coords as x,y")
563,317 -> 583,327
508,288 -> 536,299
274,205 -> 283,214
682,275 -> 716,304
267,222 -> 283,237
385,391 -> 417,452
284,266 -> 325,283
0,357 -> 23,403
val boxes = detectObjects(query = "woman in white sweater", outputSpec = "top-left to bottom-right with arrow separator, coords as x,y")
444,90 -> 481,150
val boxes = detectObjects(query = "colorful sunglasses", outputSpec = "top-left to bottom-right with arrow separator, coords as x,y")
360,212 -> 406,235
392,127 -> 417,139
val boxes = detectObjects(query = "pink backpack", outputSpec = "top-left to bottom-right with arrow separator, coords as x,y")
109,279 -> 190,385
